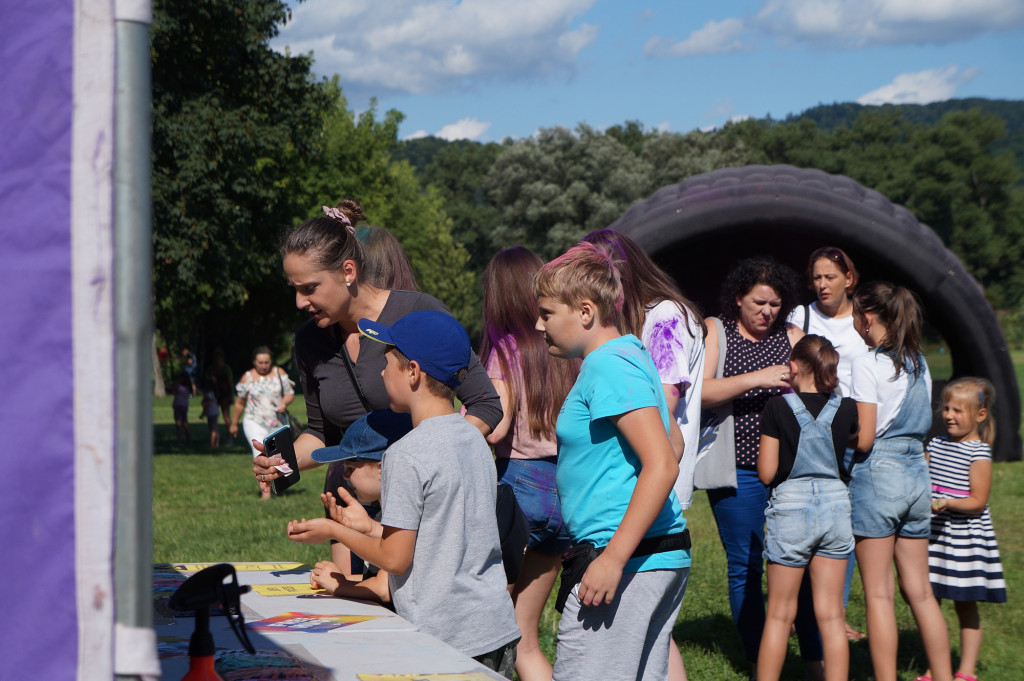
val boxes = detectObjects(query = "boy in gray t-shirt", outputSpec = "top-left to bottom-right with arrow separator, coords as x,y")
288,310 -> 519,674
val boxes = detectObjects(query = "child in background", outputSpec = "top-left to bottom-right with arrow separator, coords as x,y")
287,311 -> 520,676
757,335 -> 859,681
172,371 -> 192,447
924,378 -> 1007,681
534,243 -> 689,681
200,379 -> 221,448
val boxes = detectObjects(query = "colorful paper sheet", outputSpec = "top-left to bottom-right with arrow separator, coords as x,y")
249,612 -> 378,633
250,583 -> 326,596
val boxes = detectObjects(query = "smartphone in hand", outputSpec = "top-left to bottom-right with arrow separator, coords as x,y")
262,425 -> 300,495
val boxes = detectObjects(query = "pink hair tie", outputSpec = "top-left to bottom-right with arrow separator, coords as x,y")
322,205 -> 354,234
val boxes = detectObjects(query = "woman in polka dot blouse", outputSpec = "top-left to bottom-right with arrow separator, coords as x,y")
701,256 -> 825,680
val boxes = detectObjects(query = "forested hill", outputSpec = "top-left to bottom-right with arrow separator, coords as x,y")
396,98 -> 1024,176
788,98 -> 1024,167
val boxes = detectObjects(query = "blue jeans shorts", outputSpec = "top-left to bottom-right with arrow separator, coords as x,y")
496,457 -> 571,555
764,478 -> 853,567
850,449 -> 931,539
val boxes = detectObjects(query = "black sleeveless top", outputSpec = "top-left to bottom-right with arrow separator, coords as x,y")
722,318 -> 792,469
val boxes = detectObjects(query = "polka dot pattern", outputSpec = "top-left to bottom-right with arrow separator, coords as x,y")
722,319 -> 792,469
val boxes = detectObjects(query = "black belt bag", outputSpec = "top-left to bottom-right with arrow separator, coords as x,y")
554,529 -> 690,613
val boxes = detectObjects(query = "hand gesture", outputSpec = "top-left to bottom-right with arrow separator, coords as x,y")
286,517 -> 337,545
323,488 -> 374,535
309,560 -> 352,595
577,552 -> 623,607
754,364 -> 793,390
252,440 -> 283,494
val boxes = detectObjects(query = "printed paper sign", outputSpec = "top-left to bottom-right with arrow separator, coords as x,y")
156,562 -> 307,573
250,583 -> 326,596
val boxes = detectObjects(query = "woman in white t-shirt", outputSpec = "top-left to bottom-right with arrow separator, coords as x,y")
787,246 -> 870,641
848,282 -> 952,681
583,229 -> 705,681
788,247 -> 870,396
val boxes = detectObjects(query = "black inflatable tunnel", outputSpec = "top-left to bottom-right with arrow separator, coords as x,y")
607,164 -> 1021,462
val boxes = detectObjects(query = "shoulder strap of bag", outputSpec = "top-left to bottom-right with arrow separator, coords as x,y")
802,304 -> 811,333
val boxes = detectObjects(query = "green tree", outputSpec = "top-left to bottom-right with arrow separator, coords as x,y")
485,125 -> 650,260
295,82 -> 478,331
151,0 -> 330,369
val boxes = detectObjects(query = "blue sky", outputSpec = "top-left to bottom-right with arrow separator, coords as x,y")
271,0 -> 1024,143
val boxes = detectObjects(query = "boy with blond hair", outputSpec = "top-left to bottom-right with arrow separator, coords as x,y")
534,242 -> 690,681
287,310 -> 519,675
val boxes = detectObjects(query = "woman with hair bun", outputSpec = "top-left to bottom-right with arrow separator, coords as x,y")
848,282 -> 951,681
252,198 -> 501,572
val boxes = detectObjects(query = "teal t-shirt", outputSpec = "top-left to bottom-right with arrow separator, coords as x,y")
555,334 -> 689,572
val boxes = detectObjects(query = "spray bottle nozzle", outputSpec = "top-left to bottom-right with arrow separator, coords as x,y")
169,563 -> 256,658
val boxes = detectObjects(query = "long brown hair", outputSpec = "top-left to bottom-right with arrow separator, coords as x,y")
790,335 -> 839,393
480,247 -> 579,440
357,225 -> 419,291
852,281 -> 924,378
582,229 -> 706,339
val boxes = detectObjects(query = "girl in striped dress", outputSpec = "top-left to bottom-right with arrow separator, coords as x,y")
926,377 -> 1007,681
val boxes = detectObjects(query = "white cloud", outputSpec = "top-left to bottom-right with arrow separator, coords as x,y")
403,130 -> 430,141
754,0 -> 1024,47
856,65 -> 980,105
645,18 -> 749,57
646,0 -> 1024,60
272,0 -> 599,96
435,118 -> 492,141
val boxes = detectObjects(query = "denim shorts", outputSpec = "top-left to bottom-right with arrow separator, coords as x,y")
496,457 -> 571,555
849,444 -> 931,539
764,478 -> 853,567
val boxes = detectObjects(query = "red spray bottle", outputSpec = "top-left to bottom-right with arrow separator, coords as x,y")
168,563 -> 255,681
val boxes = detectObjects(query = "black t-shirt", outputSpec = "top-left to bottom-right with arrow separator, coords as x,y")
295,289 -> 502,448
760,392 -> 859,487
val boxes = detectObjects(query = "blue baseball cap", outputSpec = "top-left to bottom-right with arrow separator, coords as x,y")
310,410 -> 413,464
358,310 -> 472,387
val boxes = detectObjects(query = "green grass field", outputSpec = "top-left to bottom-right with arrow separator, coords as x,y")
154,358 -> 1024,680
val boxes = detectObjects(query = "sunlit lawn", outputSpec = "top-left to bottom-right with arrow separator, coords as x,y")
154,350 -> 1023,680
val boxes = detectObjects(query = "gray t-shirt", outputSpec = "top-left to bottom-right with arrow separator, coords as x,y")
381,413 -> 519,657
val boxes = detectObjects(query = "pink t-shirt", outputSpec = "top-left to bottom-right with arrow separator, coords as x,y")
485,338 -> 558,460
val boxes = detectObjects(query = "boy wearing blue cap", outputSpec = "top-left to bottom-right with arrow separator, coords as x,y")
288,311 -> 520,675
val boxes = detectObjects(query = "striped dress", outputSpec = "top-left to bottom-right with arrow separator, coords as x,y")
927,436 -> 1007,602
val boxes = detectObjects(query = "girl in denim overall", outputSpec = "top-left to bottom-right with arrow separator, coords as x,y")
849,282 -> 952,681
758,335 -> 859,681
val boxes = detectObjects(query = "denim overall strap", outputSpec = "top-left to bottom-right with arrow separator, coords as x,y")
879,352 -> 930,441
783,393 -> 843,481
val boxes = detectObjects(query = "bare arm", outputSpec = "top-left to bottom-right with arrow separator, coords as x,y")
577,406 -> 680,607
855,402 -> 877,453
309,560 -> 392,603
934,458 -> 992,514
701,319 -> 792,408
287,517 -> 417,576
485,377 -> 514,445
662,383 -> 685,462
758,434 -> 780,485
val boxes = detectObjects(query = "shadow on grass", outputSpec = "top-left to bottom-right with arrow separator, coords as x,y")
675,612 -> 940,680
155,423 -> 252,456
